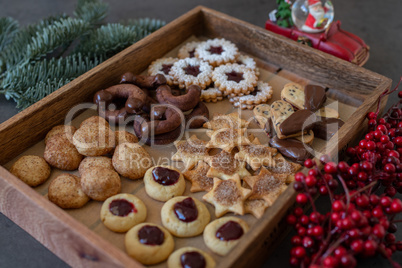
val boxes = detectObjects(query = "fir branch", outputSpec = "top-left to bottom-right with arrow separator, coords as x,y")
0,17 -> 19,51
124,18 -> 166,36
74,0 -> 108,26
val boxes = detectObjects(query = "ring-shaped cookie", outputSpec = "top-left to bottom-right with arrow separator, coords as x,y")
148,57 -> 179,86
236,54 -> 260,76
167,247 -> 216,268
169,58 -> 213,90
177,41 -> 201,59
161,196 -> 210,237
185,101 -> 209,129
195,38 -> 239,67
230,81 -> 273,110
156,84 -> 201,112
120,73 -> 166,89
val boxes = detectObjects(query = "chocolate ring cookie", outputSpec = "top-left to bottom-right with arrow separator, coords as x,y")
120,73 -> 166,90
156,84 -> 201,112
10,155 -> 51,187
167,247 -> 216,268
185,101 -> 209,129
169,58 -> 213,90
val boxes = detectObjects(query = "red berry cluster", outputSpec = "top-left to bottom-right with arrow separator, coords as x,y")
287,80 -> 402,267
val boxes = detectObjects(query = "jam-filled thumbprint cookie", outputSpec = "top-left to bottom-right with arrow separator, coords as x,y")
167,247 -> 216,268
100,193 -> 147,233
125,223 -> 174,265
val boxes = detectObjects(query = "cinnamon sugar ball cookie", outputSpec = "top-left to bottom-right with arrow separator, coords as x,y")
115,130 -> 138,145
80,116 -> 109,128
167,247 -> 216,268
169,57 -> 213,89
48,173 -> 90,209
177,41 -> 201,59
10,155 -> 51,187
78,156 -> 114,176
148,57 -> 179,86
81,167 -> 121,201
161,196 -> 210,237
44,135 -> 83,170
144,165 -> 185,202
45,125 -> 76,144
195,38 -> 239,67
112,143 -> 153,180
100,193 -> 147,232
203,216 -> 249,256
125,223 -> 174,265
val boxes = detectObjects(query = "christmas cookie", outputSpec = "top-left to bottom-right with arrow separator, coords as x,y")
266,153 -> 302,184
253,104 -> 272,129
235,138 -> 277,170
212,63 -> 258,96
44,134 -> 83,170
204,150 -> 250,180
177,41 -> 201,59
236,54 -> 259,76
167,247 -> 216,268
100,193 -> 147,233
203,112 -> 248,130
125,223 -> 174,265
195,38 -> 239,67
148,57 -> 179,86
200,87 -> 224,103
304,84 -> 327,111
244,199 -> 269,219
161,196 -> 210,237
270,100 -> 305,139
144,165 -> 186,202
48,173 -> 90,209
172,135 -> 210,170
203,216 -> 249,256
183,161 -> 214,193
79,115 -> 109,128
281,82 -> 305,110
115,130 -> 138,145
205,128 -> 250,152
315,106 -> 340,119
203,175 -> 251,217
45,125 -> 76,144
81,167 -> 121,201
10,155 -> 51,187
112,142 -> 153,180
229,81 -> 273,110
78,156 -> 114,176
169,57 -> 213,89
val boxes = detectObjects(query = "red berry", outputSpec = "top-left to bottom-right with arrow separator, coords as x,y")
373,224 -> 385,239
385,186 -> 397,197
294,172 -> 305,182
364,240 -> 378,256
309,212 -> 321,223
357,172 -> 368,181
334,246 -> 347,258
304,159 -> 315,168
399,91 -> 402,98
289,256 -> 300,267
340,255 -> 357,267
319,185 -> 329,195
384,163 -> 396,173
381,135 -> 390,143
370,194 -> 380,205
377,125 -> 388,134
296,193 -> 309,204
323,256 -> 338,267
308,169 -> 318,176
299,215 -> 309,225
331,212 -> 340,222
297,226 -> 306,236
291,235 -> 302,246
359,139 -> 367,148
372,207 -> 384,218
367,111 -> 377,119
385,233 -> 396,243
324,162 -> 337,174
341,217 -> 354,230
347,228 -> 361,239
332,200 -> 345,212
356,195 -> 370,208
320,154 -> 331,164
395,136 -> 402,146
302,236 -> 314,248
337,161 -> 349,172
379,118 -> 387,125
312,225 -> 323,236
396,241 -> 402,251
373,130 -> 383,140
305,175 -> 317,187
293,246 -> 306,258
350,239 -> 364,253
287,215 -> 297,225
380,196 -> 392,207
388,150 -> 400,158
346,147 -> 356,156
294,207 -> 304,217
366,140 -> 376,150
390,199 -> 402,213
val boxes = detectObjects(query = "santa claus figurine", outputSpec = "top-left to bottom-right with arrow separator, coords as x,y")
301,0 -> 329,33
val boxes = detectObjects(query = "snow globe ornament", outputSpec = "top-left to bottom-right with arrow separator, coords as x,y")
292,0 -> 334,33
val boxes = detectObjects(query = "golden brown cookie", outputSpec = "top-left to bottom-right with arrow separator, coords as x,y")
266,153 -> 302,184
78,156 -> 114,176
115,130 -> 138,145
177,41 -> 201,59
204,150 -> 250,180
125,223 -> 174,265
81,167 -> 121,201
253,104 -> 271,128
79,116 -> 109,128
235,138 -> 277,170
148,57 -> 179,86
45,125 -> 76,144
206,128 -> 250,152
281,82 -> 305,109
315,107 -> 340,119
195,38 -> 239,67
10,155 -> 51,187
167,247 -> 216,268
100,193 -> 147,233
48,173 -> 90,209
172,135 -> 210,171
229,81 -> 273,110
169,57 -> 213,89
112,142 -> 153,180
203,112 -> 248,130
244,199 -> 269,219
200,87 -> 224,103
270,100 -> 306,139
44,135 -> 83,170
161,196 -> 210,237
183,161 -> 214,193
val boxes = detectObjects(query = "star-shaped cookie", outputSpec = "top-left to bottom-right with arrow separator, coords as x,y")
243,167 -> 288,206
235,138 -> 277,170
203,112 -> 248,130
172,135 -> 210,170
183,161 -> 214,192
203,175 -> 251,217
204,150 -> 250,180
206,128 -> 250,152
244,199 -> 270,219
266,153 -> 302,184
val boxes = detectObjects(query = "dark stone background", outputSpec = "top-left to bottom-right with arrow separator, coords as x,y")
0,0 -> 401,267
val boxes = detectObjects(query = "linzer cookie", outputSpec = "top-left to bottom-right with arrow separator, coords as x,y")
267,153 -> 302,184
235,138 -> 277,170
172,135 -> 210,170
281,82 -> 305,109
229,81 -> 273,110
195,38 -> 239,67
169,57 -> 213,89
269,136 -> 313,164
235,54 -> 259,76
203,112 -> 248,130
148,57 -> 179,86
204,150 -> 251,180
177,41 -> 201,59
200,87 -> 224,103
206,128 -> 250,152
313,117 -> 345,140
183,161 -> 214,193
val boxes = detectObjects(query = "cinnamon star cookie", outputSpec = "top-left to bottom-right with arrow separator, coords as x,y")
266,153 -> 302,184
183,161 -> 214,192
203,112 -> 248,130
235,138 -> 277,170
244,199 -> 269,219
204,150 -> 250,180
172,135 -> 210,170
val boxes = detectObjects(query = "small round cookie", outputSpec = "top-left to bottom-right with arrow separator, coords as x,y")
236,54 -> 259,76
169,57 -> 213,89
112,142 -> 153,180
161,196 -> 210,237
44,135 -> 83,170
200,87 -> 224,103
80,116 -> 110,128
125,223 -> 174,265
203,216 -> 249,256
81,167 -> 121,201
78,156 -> 114,176
148,57 -> 179,86
10,155 -> 51,187
167,247 -> 216,268
115,130 -> 138,145
144,165 -> 185,202
48,173 -> 90,209
195,38 -> 239,67
100,193 -> 147,232
177,41 -> 201,59
45,125 -> 77,144
72,122 -> 115,156
229,81 -> 273,110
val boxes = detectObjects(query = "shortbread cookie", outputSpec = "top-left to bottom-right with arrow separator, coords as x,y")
281,82 -> 305,109
195,38 -> 239,67
229,81 -> 273,110
100,193 -> 147,232
244,167 -> 287,206
204,150 -> 250,180
236,54 -> 259,76
235,138 -> 277,170
212,63 -> 258,96
167,247 -> 216,268
183,161 -> 214,193
203,112 -> 248,130
115,130 -> 138,145
48,173 -> 90,209
112,142 -> 153,179
203,216 -> 249,256
125,223 -> 174,265
169,57 -> 213,89
148,57 -> 179,86
203,175 -> 251,217
315,106 -> 340,119
44,135 -> 83,170
244,199 -> 269,219
78,156 -> 114,176
200,87 -> 224,102
161,196 -> 210,237
45,125 -> 76,144
266,153 -> 302,184
81,167 -> 121,201
172,135 -> 210,170
144,165 -> 186,202
177,41 -> 201,59
253,104 -> 271,128
206,128 -> 250,152
10,155 -> 51,187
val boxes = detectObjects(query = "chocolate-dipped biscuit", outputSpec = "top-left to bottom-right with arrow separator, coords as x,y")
304,85 -> 326,112
269,136 -> 313,164
313,117 -> 345,140
279,110 -> 317,136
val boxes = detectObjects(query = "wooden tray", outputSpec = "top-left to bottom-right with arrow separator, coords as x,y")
0,6 -> 391,268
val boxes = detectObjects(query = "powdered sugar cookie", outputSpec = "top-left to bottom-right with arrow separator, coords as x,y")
229,81 -> 273,109
169,57 -> 213,89
200,87 -> 223,103
195,38 -> 239,67
148,57 -> 179,86
236,54 -> 259,76
177,41 -> 201,59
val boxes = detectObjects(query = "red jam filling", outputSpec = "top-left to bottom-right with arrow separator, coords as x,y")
152,167 -> 180,186
208,45 -> 224,55
250,86 -> 259,96
180,251 -> 206,268
173,197 -> 198,222
216,221 -> 244,241
188,49 -> 196,58
161,64 -> 173,75
109,199 -> 136,217
183,65 -> 201,77
138,225 -> 164,245
225,71 -> 244,83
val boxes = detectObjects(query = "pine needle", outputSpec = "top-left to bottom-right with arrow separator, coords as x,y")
0,17 -> 19,51
74,0 -> 108,26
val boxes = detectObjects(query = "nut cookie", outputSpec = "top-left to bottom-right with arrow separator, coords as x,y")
44,134 -> 83,170
81,167 -> 121,201
10,155 -> 51,187
45,125 -> 76,144
78,156 -> 114,176
114,130 -> 138,145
